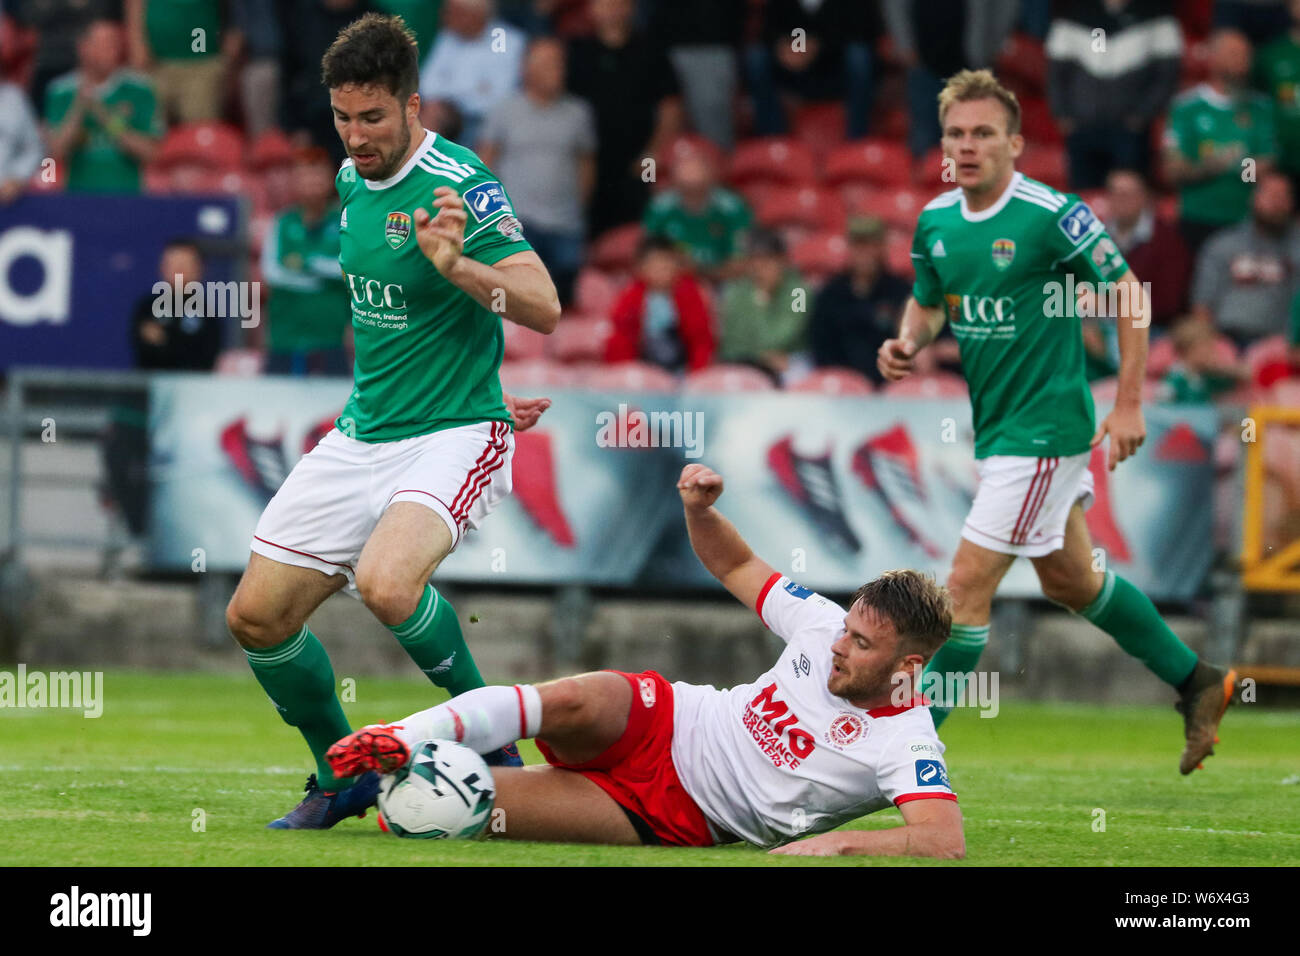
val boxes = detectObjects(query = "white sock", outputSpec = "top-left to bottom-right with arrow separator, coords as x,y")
390,684 -> 542,756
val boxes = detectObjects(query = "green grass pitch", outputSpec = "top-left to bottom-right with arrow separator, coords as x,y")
2,671 -> 1297,866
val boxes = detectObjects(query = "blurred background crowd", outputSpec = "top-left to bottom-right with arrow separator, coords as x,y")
0,0 -> 1298,409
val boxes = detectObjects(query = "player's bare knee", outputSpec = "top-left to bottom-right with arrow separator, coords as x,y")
1037,568 -> 1093,610
225,597 -> 298,650
356,572 -> 420,625
537,678 -> 592,732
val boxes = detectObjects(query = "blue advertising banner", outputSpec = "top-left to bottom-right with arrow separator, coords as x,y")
0,194 -> 244,370
148,376 -> 1219,600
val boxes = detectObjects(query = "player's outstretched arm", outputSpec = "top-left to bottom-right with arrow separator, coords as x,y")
770,798 -> 965,859
1090,267 -> 1147,471
878,297 -> 946,382
678,464 -> 777,612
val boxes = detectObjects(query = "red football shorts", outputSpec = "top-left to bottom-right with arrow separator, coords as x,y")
535,669 -> 716,847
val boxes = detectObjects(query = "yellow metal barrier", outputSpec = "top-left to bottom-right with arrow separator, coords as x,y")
1241,404 -> 1300,592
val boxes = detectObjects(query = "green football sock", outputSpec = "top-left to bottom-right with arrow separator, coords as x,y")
1079,571 -> 1198,687
924,623 -> 990,728
245,625 -> 353,791
388,584 -> 485,697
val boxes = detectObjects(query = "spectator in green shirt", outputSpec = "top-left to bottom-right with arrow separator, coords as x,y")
261,147 -> 352,376
1159,315 -> 1249,404
1253,0 -> 1300,193
642,148 -> 752,281
1162,29 -> 1278,257
44,19 -> 162,194
718,229 -> 809,382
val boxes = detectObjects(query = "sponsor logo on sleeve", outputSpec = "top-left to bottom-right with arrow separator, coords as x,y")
464,181 -> 512,222
495,215 -> 525,242
1057,201 -> 1097,244
908,739 -> 942,756
914,758 -> 950,788
783,580 -> 813,600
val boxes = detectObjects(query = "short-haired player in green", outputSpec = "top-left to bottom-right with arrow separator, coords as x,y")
225,14 -> 561,827
878,70 -> 1237,775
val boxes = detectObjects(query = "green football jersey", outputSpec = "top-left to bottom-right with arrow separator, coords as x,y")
1253,35 -> 1300,176
261,204 -> 351,353
1164,83 -> 1277,226
44,69 -> 161,193
334,129 -> 533,442
145,0 -> 222,60
642,187 -> 752,270
911,172 -> 1129,459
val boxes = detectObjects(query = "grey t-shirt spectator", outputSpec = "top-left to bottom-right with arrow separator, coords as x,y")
1191,221 -> 1300,343
479,94 -> 595,236
0,83 -> 44,187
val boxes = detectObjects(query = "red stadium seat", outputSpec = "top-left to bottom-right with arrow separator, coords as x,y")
873,106 -> 907,140
1018,95 -> 1062,145
658,133 -> 726,182
589,224 -> 643,271
995,33 -> 1047,96
248,128 -> 296,170
155,122 -> 245,170
502,320 -> 548,361
845,186 -> 925,230
755,185 -> 845,233
916,146 -> 950,188
728,137 -> 819,186
579,361 -> 680,392
1147,335 -> 1177,378
683,364 -> 776,393
792,102 -> 847,159
886,229 -> 914,279
1019,145 -> 1068,189
790,232 -> 848,281
549,314 -> 612,364
824,139 -> 912,189
1245,335 -> 1290,380
500,359 -> 582,389
574,266 -> 622,316
786,367 -> 875,395
882,372 -> 968,399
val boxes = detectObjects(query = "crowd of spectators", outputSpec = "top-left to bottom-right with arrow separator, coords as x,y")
0,0 -> 1297,404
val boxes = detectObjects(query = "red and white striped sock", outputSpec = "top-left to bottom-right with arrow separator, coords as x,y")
392,684 -> 542,756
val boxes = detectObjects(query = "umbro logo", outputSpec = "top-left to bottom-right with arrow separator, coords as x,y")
931,239 -> 946,257
790,653 -> 811,679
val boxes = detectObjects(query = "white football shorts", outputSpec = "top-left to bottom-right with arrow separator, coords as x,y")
960,451 -> 1095,557
250,419 -> 513,592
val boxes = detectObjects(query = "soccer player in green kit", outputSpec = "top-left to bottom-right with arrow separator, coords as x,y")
224,14 -> 560,827
878,70 -> 1237,775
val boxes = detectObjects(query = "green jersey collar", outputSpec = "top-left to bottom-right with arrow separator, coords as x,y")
960,170 -> 1021,223
362,128 -> 436,192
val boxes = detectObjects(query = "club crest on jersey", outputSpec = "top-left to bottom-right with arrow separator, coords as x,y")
991,238 -> 1015,270
385,211 -> 412,249
826,712 -> 866,748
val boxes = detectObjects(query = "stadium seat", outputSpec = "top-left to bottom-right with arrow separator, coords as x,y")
790,232 -> 849,281
1019,145 -> 1068,189
736,180 -> 778,212
844,186 -> 925,230
1245,335 -> 1289,378
882,372 -> 968,399
499,359 -> 581,389
824,139 -> 912,189
755,185 -> 845,233
155,122 -> 245,170
682,364 -> 777,393
886,229 -> 915,278
916,146 -> 949,188
873,106 -> 907,140
1147,335 -> 1177,378
579,361 -> 680,392
574,266 -> 622,316
995,33 -> 1048,96
1017,95 -> 1062,146
658,133 -> 726,182
728,137 -> 819,186
549,314 -> 612,364
248,128 -> 296,170
792,102 -> 847,159
502,320 -> 548,361
588,224 -> 643,272
786,367 -> 875,395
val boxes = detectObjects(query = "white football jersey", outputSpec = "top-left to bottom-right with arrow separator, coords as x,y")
670,574 -> 956,848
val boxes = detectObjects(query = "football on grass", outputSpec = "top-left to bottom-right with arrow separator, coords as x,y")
377,739 -> 496,839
